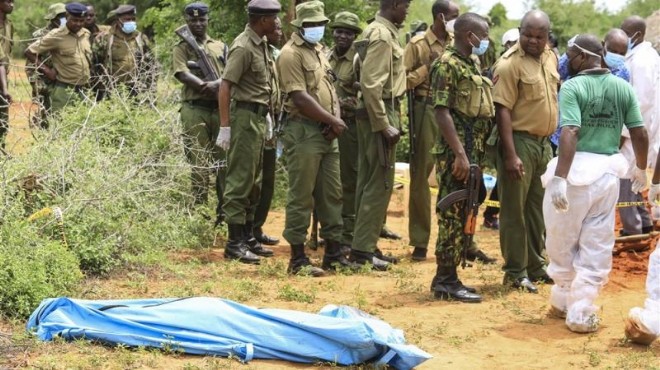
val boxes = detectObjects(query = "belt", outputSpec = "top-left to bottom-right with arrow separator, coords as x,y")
342,116 -> 356,125
186,99 -> 218,110
235,101 -> 269,116
413,95 -> 429,103
383,96 -> 402,108
513,131 -> 549,143
54,81 -> 88,91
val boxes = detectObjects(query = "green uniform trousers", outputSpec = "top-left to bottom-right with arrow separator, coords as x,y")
352,105 -> 400,253
180,101 -> 225,205
408,99 -> 439,249
222,106 -> 266,224
281,118 -> 343,245
338,117 -> 358,245
253,146 -> 277,229
49,84 -> 85,114
496,132 -> 551,280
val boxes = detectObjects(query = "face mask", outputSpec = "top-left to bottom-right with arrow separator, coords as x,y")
604,51 -> 626,69
302,26 -> 325,44
59,17 -> 67,27
470,33 -> 489,56
121,21 -> 137,34
627,31 -> 639,52
446,19 -> 455,33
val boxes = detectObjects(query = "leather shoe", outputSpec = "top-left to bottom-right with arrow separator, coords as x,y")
224,246 -> 261,265
430,276 -> 476,293
434,283 -> 482,303
375,248 -> 399,264
483,216 -> 499,230
411,247 -> 427,261
349,249 -> 391,271
466,249 -> 497,264
254,228 -> 279,245
531,273 -> 554,285
245,237 -> 274,257
507,277 -> 538,294
379,227 -> 402,240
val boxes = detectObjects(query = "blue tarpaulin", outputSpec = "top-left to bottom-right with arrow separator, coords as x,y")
27,297 -> 432,369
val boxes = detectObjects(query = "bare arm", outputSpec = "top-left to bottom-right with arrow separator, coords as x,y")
290,90 -> 346,136
629,126 -> 648,171
495,103 -> 524,179
554,126 -> 578,178
218,79 -> 232,127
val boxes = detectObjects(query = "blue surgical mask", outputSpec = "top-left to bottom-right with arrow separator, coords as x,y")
627,32 -> 639,52
604,51 -> 626,70
121,21 -> 137,34
302,26 -> 325,44
470,34 -> 489,56
59,17 -> 67,27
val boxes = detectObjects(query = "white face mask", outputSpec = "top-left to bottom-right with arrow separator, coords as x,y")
59,17 -> 67,27
446,19 -> 455,33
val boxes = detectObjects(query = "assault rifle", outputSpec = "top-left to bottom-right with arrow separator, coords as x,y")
436,165 -> 482,268
407,89 -> 415,173
175,25 -> 219,82
377,134 -> 393,190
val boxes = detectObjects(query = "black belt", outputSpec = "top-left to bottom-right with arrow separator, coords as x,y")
235,101 -> 269,116
54,81 -> 88,91
186,99 -> 218,110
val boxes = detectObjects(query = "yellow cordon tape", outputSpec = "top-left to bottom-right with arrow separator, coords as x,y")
394,175 -> 649,209
27,207 -> 68,248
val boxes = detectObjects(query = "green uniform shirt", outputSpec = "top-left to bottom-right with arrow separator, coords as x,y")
93,28 -> 151,83
328,45 -> 358,118
360,14 -> 406,132
430,47 -> 492,157
27,26 -> 92,85
269,44 -> 281,114
560,71 -> 643,155
278,32 -> 338,119
404,29 -> 452,95
172,34 -> 226,102
223,25 -> 272,106
0,19 -> 13,65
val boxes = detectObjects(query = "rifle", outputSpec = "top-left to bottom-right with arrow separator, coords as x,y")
175,25 -> 219,81
406,89 -> 415,173
436,164 -> 482,268
309,209 -> 319,250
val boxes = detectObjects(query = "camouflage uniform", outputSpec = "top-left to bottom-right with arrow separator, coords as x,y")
26,26 -> 56,127
430,46 -> 492,266
0,17 -> 12,145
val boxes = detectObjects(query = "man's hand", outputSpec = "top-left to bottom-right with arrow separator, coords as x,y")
649,183 -> 660,205
327,117 -> 347,137
504,154 -> 525,180
215,127 -> 231,151
548,176 -> 569,212
451,154 -> 470,182
1,93 -> 11,104
42,66 -> 57,82
201,79 -> 221,96
380,125 -> 401,146
631,166 -> 648,194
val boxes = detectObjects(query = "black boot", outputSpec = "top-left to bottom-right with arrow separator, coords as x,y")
375,247 -> 399,264
224,224 -> 261,264
288,244 -> 325,277
349,249 -> 391,271
432,264 -> 481,303
244,222 -> 274,257
322,240 -> 360,271
254,226 -> 280,245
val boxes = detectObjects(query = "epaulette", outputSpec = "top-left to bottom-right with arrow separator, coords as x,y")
409,34 -> 425,44
501,43 -> 518,59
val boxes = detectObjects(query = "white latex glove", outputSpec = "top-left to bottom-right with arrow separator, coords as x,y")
216,127 -> 231,151
631,166 -> 648,194
266,113 -> 273,140
548,176 -> 569,212
649,183 -> 660,206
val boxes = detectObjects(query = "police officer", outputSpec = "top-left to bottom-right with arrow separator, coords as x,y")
93,5 -> 155,99
429,13 -> 493,303
492,10 -> 559,293
25,2 -> 92,114
0,0 -> 13,149
277,0 -> 354,276
403,0 -> 458,261
327,11 -> 361,253
216,0 -> 281,264
84,4 -> 110,42
351,0 -> 410,270
26,2 -> 64,127
172,2 -> 225,209
252,16 -> 283,246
